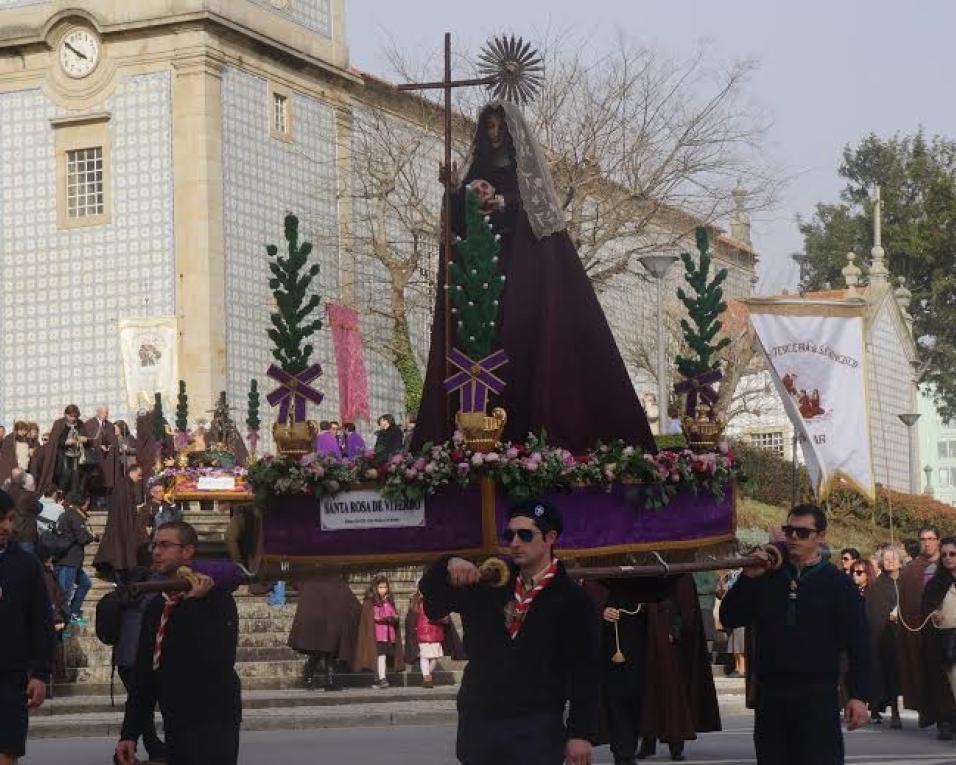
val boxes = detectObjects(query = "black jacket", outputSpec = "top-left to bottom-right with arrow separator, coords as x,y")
0,540 -> 54,679
720,560 -> 871,701
56,506 -> 95,568
420,557 -> 600,741
120,588 -> 241,740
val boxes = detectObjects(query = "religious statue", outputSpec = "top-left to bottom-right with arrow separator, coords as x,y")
413,101 -> 655,453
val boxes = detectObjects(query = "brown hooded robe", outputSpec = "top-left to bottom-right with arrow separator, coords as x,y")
83,417 -> 118,491
287,574 -> 361,665
92,475 -> 149,575
353,595 -> 404,674
898,557 -> 933,714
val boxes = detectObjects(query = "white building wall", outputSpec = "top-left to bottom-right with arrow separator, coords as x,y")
866,299 -> 914,491
221,67 -> 340,449
0,71 -> 174,429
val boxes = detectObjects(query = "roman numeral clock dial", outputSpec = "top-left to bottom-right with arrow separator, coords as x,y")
58,29 -> 100,79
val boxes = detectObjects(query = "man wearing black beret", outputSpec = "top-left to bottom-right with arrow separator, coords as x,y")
420,498 -> 600,765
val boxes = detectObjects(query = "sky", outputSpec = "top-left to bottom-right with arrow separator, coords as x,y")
345,0 -> 954,294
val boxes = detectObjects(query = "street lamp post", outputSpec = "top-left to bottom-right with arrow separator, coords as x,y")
897,413 -> 921,493
639,254 -> 680,435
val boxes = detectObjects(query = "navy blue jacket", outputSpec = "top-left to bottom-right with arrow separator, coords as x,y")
0,540 -> 55,679
720,560 -> 871,701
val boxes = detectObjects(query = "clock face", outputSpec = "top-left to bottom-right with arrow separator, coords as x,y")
59,29 -> 99,79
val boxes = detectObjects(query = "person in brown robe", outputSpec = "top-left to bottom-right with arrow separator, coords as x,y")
29,432 -> 54,491
898,525 -> 941,727
83,407 -> 118,501
922,536 -> 956,739
638,574 -> 721,761
0,421 -> 29,485
411,102 -> 655,454
92,464 -> 149,580
37,405 -> 88,494
288,573 -> 361,691
353,575 -> 404,685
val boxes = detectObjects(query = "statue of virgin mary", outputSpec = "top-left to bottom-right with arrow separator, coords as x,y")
412,101 -> 655,454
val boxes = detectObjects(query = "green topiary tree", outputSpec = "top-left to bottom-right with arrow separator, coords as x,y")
267,213 -> 323,374
246,378 -> 261,432
675,227 -> 731,378
448,190 -> 505,359
175,380 -> 188,433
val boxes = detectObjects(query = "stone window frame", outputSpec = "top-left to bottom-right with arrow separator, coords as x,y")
269,82 -> 293,142
746,430 -> 785,457
52,112 -> 112,229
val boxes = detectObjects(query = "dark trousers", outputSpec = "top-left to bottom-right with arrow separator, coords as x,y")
754,680 -> 844,765
165,720 -> 240,765
0,672 -> 28,758
605,687 -> 642,760
457,710 -> 565,765
118,667 -> 164,757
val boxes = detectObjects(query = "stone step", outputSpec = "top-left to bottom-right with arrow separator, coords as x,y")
29,697 -> 460,738
36,685 -> 460,717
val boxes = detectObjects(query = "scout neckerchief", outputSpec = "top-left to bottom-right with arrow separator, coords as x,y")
152,592 -> 185,669
507,558 -> 559,639
784,557 -> 828,627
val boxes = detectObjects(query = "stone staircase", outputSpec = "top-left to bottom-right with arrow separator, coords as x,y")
59,510 -> 460,696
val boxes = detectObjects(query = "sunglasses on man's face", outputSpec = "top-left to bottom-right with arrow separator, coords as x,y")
851,570 -> 867,577
782,525 -> 818,540
841,555 -> 854,561
501,528 -> 541,544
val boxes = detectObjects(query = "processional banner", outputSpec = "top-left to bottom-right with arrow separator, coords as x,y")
746,298 -> 875,501
118,317 -> 179,411
327,304 -> 371,423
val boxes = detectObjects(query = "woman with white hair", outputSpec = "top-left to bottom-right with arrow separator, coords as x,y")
866,544 -> 904,727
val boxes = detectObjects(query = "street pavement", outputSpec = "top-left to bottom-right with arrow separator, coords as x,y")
22,708 -> 956,764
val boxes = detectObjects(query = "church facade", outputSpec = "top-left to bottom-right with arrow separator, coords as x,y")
0,0 -> 757,447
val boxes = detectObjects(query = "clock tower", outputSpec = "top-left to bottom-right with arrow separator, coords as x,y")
0,1 -> 357,442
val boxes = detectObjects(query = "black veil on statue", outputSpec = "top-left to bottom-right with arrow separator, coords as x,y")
412,101 -> 655,454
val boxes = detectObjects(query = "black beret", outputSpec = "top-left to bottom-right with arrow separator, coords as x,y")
507,498 -> 563,536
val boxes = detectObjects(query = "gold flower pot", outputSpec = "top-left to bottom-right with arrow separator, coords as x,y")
456,407 -> 507,453
680,414 -> 725,452
272,419 -> 318,459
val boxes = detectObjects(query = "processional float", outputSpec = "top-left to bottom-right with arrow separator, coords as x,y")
140,34 -> 783,596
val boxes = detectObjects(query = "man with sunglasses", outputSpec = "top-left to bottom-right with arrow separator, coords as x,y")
897,525 -> 943,734
720,504 -> 871,764
115,521 -> 241,765
420,498 -> 600,765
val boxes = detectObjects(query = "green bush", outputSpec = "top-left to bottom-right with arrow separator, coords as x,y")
826,486 -> 956,540
729,439 -> 812,508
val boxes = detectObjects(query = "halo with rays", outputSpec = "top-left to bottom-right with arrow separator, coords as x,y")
476,35 -> 544,104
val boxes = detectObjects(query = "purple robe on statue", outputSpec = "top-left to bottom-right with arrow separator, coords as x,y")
412,106 -> 655,454
314,431 -> 342,458
345,431 -> 366,460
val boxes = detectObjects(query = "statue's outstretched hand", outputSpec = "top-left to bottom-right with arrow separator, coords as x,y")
438,161 -> 460,187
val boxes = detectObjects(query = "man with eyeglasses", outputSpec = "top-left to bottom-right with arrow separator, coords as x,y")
897,524 -> 943,734
720,503 -> 871,764
115,521 -> 241,765
839,548 -> 860,576
419,498 -> 600,765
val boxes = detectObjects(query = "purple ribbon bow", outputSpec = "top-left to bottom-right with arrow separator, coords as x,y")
266,363 -> 324,423
443,348 -> 508,412
673,369 -> 722,417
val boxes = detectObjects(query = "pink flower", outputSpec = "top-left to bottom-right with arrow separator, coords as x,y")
390,453 -> 405,466
424,462 -> 437,474
452,430 -> 465,445
300,453 -> 317,466
457,462 -> 470,474
363,449 -> 376,460
414,458 -> 427,471
311,465 -> 326,479
471,453 -> 485,466
530,451 -> 542,463
622,446 -> 635,457
604,468 -> 616,481
405,468 -> 419,479
505,447 -> 519,459
524,460 -> 539,472
484,452 -> 500,463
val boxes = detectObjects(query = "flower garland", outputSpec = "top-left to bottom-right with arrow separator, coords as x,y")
149,464 -> 249,490
246,432 -> 742,509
